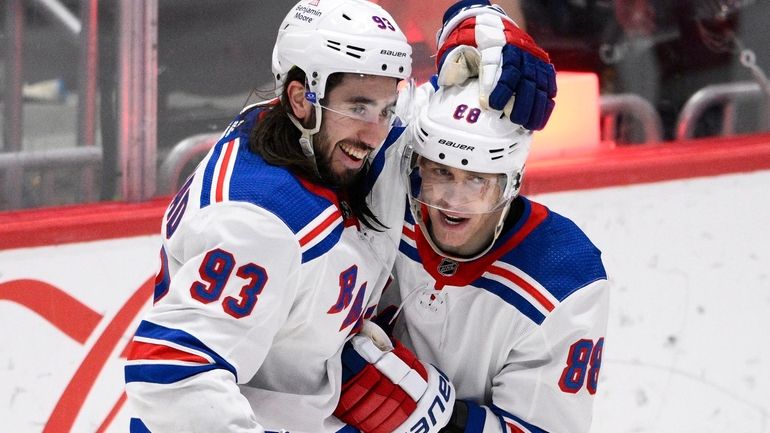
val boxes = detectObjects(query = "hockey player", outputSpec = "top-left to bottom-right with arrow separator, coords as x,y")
374,79 -> 609,432
124,0 -> 556,432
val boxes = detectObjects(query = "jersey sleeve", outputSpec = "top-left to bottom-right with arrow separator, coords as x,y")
461,279 -> 610,433
125,203 -> 302,433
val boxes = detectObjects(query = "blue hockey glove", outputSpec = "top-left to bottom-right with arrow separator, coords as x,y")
436,0 -> 556,130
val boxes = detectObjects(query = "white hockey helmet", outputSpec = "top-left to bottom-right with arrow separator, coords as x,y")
271,0 -> 412,101
403,79 -> 533,260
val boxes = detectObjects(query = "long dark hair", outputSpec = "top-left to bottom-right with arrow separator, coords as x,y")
249,68 -> 386,230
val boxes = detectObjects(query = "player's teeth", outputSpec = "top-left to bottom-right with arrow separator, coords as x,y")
443,214 -> 463,225
340,143 -> 368,160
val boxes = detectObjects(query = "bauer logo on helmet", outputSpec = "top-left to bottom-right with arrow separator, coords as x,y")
438,138 -> 475,152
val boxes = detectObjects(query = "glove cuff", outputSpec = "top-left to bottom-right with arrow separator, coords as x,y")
437,2 -> 514,48
441,400 -> 469,433
390,364 -> 455,433
441,0 -> 492,25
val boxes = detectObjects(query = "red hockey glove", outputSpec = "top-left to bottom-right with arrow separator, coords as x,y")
436,0 -> 556,131
335,321 -> 455,433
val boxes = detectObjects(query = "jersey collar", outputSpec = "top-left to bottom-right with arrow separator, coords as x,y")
413,197 -> 549,289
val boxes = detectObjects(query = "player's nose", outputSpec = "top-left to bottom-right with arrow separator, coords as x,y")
355,122 -> 389,150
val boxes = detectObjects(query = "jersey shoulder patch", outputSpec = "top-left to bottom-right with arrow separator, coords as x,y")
471,197 -> 606,325
197,106 -> 345,263
500,198 -> 607,302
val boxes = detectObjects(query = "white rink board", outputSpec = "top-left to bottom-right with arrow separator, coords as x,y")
533,169 -> 770,433
0,235 -> 160,433
1,170 -> 769,432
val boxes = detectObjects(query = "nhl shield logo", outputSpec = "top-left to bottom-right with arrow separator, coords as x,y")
437,258 -> 458,276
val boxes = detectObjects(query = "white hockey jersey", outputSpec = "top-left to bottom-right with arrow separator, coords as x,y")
380,197 -> 609,433
124,104 -> 407,433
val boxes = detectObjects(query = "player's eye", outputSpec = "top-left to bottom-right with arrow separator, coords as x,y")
432,167 -> 452,179
350,104 -> 368,115
469,176 -> 487,185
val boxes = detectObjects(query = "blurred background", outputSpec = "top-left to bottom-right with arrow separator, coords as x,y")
1,0 -> 769,210
2,3 -> 769,433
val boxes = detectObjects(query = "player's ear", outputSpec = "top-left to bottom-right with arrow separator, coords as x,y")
286,80 -> 313,121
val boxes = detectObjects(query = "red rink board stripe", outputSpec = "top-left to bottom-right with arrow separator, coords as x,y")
522,133 -> 770,195
2,133 -> 770,249
0,198 -> 168,250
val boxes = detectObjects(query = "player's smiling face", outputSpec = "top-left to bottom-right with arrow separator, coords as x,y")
417,160 -> 507,257
426,205 -> 505,258
314,73 -> 398,187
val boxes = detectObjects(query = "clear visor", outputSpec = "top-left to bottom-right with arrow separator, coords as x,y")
318,101 -> 397,128
405,151 -> 511,214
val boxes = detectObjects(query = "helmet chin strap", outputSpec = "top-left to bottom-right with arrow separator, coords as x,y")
411,200 -> 514,263
405,155 -> 522,263
287,89 -> 324,175
287,109 -> 320,158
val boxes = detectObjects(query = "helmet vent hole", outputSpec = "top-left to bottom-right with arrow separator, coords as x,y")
461,159 -> 468,165
491,155 -> 503,160
342,13 -> 352,20
346,45 -> 365,59
381,64 -> 388,71
327,40 -> 342,52
399,66 -> 404,72
489,148 -> 504,153
438,153 -> 446,160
